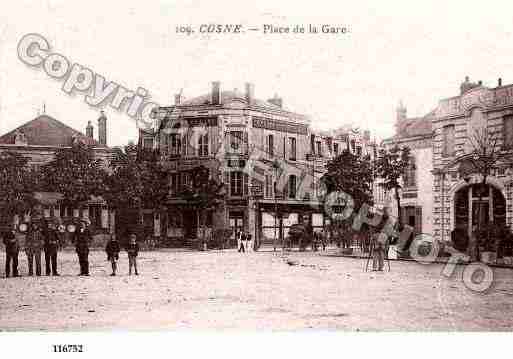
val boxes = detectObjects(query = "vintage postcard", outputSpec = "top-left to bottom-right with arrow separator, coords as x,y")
0,0 -> 512,357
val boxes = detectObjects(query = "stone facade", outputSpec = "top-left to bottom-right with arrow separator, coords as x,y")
145,82 -> 380,246
386,77 -> 513,244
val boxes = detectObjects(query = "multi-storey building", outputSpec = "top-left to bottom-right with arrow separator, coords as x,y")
145,82 -> 381,246
386,76 -> 513,248
0,111 -> 115,234
383,102 -> 435,236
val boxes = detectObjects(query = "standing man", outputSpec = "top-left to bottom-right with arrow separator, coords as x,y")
3,227 -> 20,278
25,221 -> 44,276
43,221 -> 60,276
237,230 -> 246,253
73,221 -> 92,276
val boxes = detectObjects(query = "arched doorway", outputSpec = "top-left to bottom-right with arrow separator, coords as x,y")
454,183 -> 506,235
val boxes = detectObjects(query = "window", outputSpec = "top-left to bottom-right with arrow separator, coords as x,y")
442,125 -> 455,157
198,133 -> 209,156
171,173 -> 179,194
170,134 -> 181,155
230,171 -> 243,196
289,137 -> 296,161
333,143 -> 339,155
289,175 -> 297,199
267,134 -> 274,156
316,141 -> 322,157
503,115 -> 513,149
356,146 -> 362,157
89,205 -> 102,228
265,174 -> 273,198
143,138 -> 153,149
350,139 -> 356,153
230,131 -> 243,151
403,156 -> 416,187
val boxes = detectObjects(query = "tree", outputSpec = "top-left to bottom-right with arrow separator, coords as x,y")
0,152 -> 38,227
105,144 -> 170,242
321,150 -> 374,248
374,145 -> 412,228
457,128 -> 504,260
41,142 -> 108,209
322,149 -> 374,211
178,165 -> 225,248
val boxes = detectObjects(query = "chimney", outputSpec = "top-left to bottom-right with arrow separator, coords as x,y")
363,130 -> 371,141
478,80 -> 483,86
245,82 -> 254,105
98,110 -> 107,146
498,78 -> 503,87
174,94 -> 181,105
268,93 -> 283,108
211,81 -> 221,105
86,120 -> 94,138
395,101 -> 407,134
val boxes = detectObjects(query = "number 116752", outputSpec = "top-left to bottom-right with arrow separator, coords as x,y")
52,345 -> 84,353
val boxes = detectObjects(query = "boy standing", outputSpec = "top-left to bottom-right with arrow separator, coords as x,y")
3,228 -> 20,278
105,235 -> 120,276
126,233 -> 139,275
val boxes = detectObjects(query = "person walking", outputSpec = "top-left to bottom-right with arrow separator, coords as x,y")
126,233 -> 139,275
25,221 -> 44,276
73,221 -> 92,276
3,228 -> 20,278
105,235 -> 120,276
237,231 -> 246,253
43,222 -> 60,276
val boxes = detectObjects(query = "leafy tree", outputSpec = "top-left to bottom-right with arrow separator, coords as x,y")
0,151 -> 38,226
104,144 -> 169,241
322,149 -> 374,211
41,142 -> 108,209
321,150 -> 374,247
374,145 -> 412,228
178,165 -> 226,248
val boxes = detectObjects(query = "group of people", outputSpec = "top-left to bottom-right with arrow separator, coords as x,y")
2,218 -> 140,278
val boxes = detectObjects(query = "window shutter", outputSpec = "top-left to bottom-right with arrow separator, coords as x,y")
224,131 -> 230,153
415,206 -> 422,234
244,132 -> 249,154
243,173 -> 249,196
225,171 -> 230,196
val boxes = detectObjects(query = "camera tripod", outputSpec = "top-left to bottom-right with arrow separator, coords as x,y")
364,237 -> 391,272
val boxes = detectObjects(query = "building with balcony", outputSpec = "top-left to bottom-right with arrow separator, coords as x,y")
143,82 -> 381,247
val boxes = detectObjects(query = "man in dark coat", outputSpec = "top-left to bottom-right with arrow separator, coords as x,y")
73,221 -> 92,276
25,221 -> 45,276
3,229 -> 20,278
43,222 -> 60,276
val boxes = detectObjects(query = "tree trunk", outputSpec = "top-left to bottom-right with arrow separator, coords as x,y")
395,187 -> 401,227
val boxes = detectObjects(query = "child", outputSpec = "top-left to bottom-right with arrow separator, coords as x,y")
126,233 -> 139,275
105,235 -> 120,276
372,232 -> 387,271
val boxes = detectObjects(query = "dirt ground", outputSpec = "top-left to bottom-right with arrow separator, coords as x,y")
1,249 -> 513,331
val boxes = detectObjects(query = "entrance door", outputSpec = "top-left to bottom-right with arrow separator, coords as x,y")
229,211 -> 244,247
183,210 -> 197,238
472,200 -> 489,227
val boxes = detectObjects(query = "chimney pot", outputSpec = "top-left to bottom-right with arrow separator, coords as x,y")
211,81 -> 221,105
478,80 -> 482,86
98,111 -> 107,146
174,94 -> 181,105
498,78 -> 503,87
245,82 -> 254,105
86,120 -> 94,139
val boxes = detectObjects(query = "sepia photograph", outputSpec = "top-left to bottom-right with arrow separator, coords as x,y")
1,0 -> 513,356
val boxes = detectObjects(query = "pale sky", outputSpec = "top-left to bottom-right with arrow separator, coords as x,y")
2,0 -> 513,146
